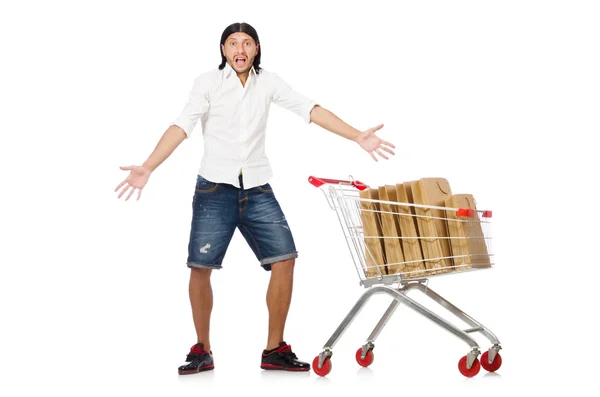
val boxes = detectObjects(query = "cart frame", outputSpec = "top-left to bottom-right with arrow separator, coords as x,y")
308,176 -> 503,377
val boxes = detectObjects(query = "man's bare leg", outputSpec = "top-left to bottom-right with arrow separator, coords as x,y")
189,268 -> 213,352
265,258 -> 295,350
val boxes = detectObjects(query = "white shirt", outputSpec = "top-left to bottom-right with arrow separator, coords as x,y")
171,63 -> 318,189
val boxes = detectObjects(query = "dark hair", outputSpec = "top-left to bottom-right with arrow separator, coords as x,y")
219,22 -> 261,73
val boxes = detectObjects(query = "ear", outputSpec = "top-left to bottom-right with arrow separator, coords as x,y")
221,44 -> 225,54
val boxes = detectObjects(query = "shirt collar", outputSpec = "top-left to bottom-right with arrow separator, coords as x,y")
223,62 -> 256,79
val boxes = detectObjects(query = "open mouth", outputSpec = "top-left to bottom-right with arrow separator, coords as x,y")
235,57 -> 247,67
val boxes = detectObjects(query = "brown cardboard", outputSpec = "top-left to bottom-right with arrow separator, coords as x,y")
359,188 -> 387,278
445,194 -> 491,269
444,194 -> 472,270
410,178 -> 453,274
403,182 -> 424,261
394,183 -> 427,278
420,178 -> 454,269
378,186 -> 405,275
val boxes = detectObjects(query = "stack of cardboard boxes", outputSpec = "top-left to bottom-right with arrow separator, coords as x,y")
359,177 -> 490,279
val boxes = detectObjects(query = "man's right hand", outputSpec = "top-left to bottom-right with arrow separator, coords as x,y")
114,165 -> 151,201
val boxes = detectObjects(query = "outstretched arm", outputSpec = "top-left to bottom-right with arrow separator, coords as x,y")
141,125 -> 187,172
309,105 -> 395,161
115,73 -> 210,201
115,125 -> 186,201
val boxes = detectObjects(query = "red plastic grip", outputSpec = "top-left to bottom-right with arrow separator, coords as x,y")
456,208 -> 492,218
308,176 -> 368,190
456,208 -> 475,217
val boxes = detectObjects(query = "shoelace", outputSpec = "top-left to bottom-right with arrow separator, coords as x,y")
186,351 -> 209,363
279,350 -> 299,363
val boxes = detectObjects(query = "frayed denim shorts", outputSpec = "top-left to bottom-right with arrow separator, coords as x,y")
186,174 -> 298,271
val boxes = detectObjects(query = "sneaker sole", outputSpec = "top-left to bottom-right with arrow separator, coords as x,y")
178,364 -> 215,375
260,363 -> 310,371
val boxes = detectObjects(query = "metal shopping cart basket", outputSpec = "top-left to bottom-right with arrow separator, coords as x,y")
308,176 -> 502,378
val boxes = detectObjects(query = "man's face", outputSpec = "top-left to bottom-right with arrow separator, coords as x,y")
221,32 -> 258,74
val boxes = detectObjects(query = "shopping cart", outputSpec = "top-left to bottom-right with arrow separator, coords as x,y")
308,176 -> 502,378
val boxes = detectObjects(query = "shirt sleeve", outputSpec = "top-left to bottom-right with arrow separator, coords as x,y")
171,73 -> 213,137
270,73 -> 317,124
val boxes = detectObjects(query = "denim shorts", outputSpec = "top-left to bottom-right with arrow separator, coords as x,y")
186,174 -> 298,271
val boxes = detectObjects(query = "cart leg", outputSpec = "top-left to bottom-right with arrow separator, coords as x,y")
321,292 -> 367,349
382,287 -> 480,352
402,282 -> 502,365
316,286 -> 383,369
367,299 -> 400,343
402,283 -> 501,344
358,299 -> 400,361
384,286 -> 482,372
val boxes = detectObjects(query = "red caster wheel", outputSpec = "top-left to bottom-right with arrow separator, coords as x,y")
458,355 -> 480,378
481,351 -> 502,372
312,356 -> 332,377
355,348 -> 374,367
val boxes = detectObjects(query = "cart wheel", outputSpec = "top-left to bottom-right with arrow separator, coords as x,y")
480,351 -> 502,372
458,355 -> 480,378
312,356 -> 332,377
355,348 -> 374,367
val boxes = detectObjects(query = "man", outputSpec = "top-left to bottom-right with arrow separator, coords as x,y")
114,22 -> 395,374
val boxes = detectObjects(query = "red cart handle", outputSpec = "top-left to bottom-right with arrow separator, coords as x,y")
308,176 -> 369,190
456,208 -> 493,218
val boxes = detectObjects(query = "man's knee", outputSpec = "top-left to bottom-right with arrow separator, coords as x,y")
190,267 -> 212,282
270,258 -> 295,274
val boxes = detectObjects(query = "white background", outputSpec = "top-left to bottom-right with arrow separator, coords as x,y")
1,0 -> 598,395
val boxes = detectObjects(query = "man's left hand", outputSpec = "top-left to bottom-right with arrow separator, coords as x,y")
355,124 -> 396,161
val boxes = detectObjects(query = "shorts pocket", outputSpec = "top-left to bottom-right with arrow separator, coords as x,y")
258,183 -> 273,193
196,176 -> 219,193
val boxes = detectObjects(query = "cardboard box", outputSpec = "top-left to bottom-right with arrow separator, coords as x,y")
359,188 -> 387,278
394,183 -> 427,278
410,178 -> 454,274
377,185 -> 406,275
445,194 -> 491,269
